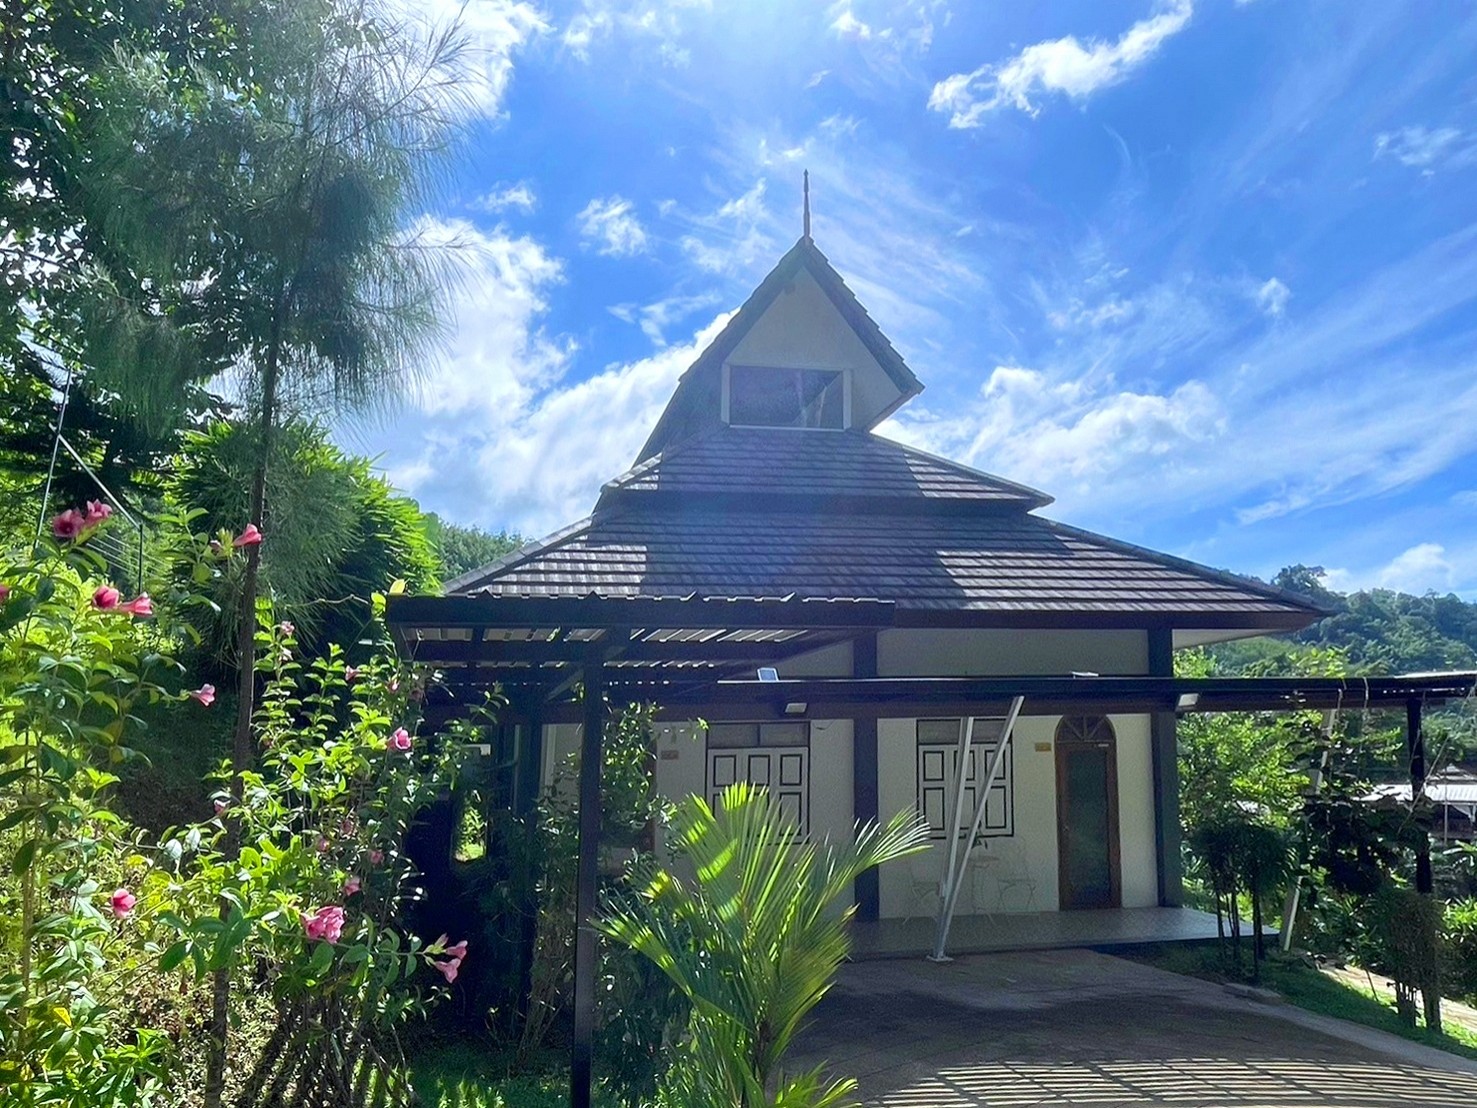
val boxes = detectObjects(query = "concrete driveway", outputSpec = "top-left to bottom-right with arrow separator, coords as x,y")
790,949 -> 1477,1107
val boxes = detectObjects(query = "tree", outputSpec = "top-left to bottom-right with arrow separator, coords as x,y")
169,420 -> 439,662
600,784 -> 928,1108
76,5 -> 472,1099
423,514 -> 523,582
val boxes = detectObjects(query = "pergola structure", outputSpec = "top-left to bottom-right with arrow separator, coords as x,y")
388,591 -> 1477,1108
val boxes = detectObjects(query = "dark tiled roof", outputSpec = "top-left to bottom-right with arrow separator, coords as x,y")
635,236 -> 924,462
601,427 -> 1052,509
453,507 -> 1321,626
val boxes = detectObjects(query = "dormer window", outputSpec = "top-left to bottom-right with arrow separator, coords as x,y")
724,365 -> 848,430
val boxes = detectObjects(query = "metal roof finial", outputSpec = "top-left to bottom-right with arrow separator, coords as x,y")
803,170 -> 811,240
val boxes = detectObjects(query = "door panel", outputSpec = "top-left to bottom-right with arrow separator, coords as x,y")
707,746 -> 809,833
1055,718 -> 1121,910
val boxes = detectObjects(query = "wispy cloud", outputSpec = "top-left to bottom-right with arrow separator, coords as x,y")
609,292 -> 722,347
929,1 -> 1192,126
1374,125 -> 1477,174
1254,276 -> 1290,317
576,196 -> 650,257
472,182 -> 537,214
387,0 -> 548,119
560,0 -> 711,63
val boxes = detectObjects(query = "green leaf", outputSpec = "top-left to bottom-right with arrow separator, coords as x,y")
159,941 -> 190,973
11,839 -> 38,876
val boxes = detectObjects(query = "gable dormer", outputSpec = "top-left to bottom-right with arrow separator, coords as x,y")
635,236 -> 923,462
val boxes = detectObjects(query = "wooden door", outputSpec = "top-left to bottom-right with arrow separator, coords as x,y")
1055,716 -> 1121,910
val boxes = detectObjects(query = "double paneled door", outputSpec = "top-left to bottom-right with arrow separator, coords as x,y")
1055,716 -> 1121,910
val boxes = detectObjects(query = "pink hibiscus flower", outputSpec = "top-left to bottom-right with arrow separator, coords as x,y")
52,509 -> 87,540
118,594 -> 153,618
234,523 -> 263,547
433,957 -> 461,984
85,500 -> 113,525
368,849 -> 384,865
343,875 -> 362,896
110,888 -> 136,919
92,585 -> 121,610
444,938 -> 469,960
386,728 -> 412,753
302,905 -> 346,943
190,684 -> 216,707
344,665 -> 359,684
277,620 -> 295,637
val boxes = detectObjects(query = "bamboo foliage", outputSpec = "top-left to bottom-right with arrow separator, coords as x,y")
599,783 -> 928,1108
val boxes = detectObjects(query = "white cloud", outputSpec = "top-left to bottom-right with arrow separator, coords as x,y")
398,217 -> 570,419
829,2 -> 874,39
1047,297 -> 1136,330
350,216 -> 735,535
886,365 -> 1224,497
1254,276 -> 1290,317
1326,544 -> 1456,595
1373,126 -> 1477,174
678,178 -> 778,276
928,0 -> 1192,126
472,182 -> 537,213
609,292 -> 722,347
560,1 -> 710,63
1379,543 -> 1455,592
576,196 -> 650,257
386,0 -> 548,119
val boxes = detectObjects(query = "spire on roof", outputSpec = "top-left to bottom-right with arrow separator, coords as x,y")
803,169 -> 811,240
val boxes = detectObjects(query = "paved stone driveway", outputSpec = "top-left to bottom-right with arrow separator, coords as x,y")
790,949 -> 1477,1107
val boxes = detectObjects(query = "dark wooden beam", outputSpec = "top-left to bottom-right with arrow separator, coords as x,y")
1147,630 -> 1182,908
404,634 -> 851,665
571,651 -> 604,1108
389,593 -> 896,632
1408,698 -> 1433,896
852,634 -> 880,922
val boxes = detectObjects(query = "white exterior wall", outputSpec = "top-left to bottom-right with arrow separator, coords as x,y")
537,628 -> 1163,918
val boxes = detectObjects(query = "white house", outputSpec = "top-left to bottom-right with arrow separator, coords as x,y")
406,232 -> 1327,931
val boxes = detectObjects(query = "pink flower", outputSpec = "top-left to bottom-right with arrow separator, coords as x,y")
343,875 -> 362,896
118,594 -> 153,618
302,905 -> 346,943
0,584 -> 9,603
388,677 -> 400,694
277,621 -> 295,637
213,798 -> 228,815
316,836 -> 331,853
84,500 -> 113,525
52,509 -> 86,540
387,727 -> 412,753
344,666 -> 359,684
190,684 -> 216,707
234,523 -> 263,548
368,849 -> 384,865
92,585 -> 121,610
444,939 -> 468,960
433,957 -> 461,984
340,817 -> 357,836
110,888 -> 136,919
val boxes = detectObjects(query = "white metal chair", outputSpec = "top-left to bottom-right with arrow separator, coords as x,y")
905,853 -> 940,922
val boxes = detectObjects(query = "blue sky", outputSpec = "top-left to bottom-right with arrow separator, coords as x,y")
356,0 -> 1477,597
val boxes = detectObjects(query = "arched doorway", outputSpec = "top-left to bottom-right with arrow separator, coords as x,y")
1055,715 -> 1121,909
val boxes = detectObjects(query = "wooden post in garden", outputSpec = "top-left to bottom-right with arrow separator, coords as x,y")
571,654 -> 605,1108
1407,698 -> 1441,1032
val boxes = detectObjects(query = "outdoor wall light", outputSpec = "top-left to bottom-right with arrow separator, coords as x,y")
757,667 -> 779,682
784,702 -> 808,715
1176,693 -> 1200,711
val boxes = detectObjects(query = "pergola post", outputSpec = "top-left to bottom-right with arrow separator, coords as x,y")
1407,698 -> 1432,895
571,653 -> 604,1108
